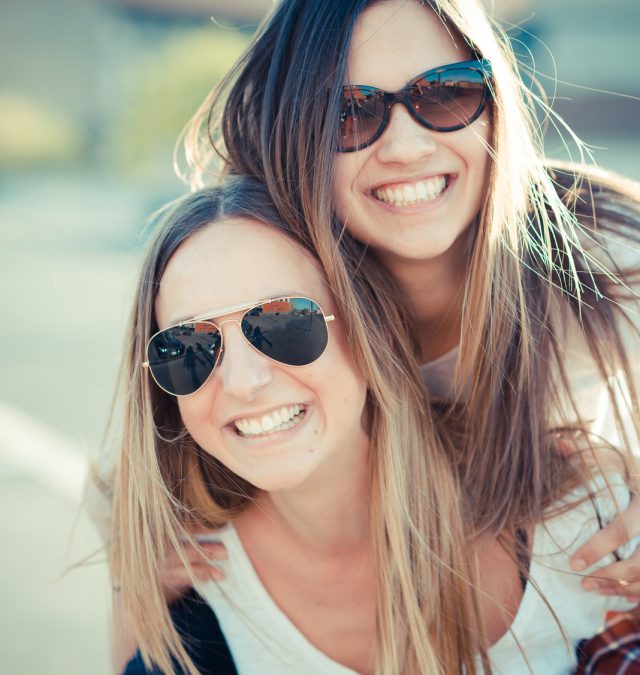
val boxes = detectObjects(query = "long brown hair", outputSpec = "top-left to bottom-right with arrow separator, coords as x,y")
182,0 -> 640,668
185,0 -> 640,519
111,176 -> 480,674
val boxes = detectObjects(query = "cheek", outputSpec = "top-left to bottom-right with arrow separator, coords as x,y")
332,160 -> 375,245
332,153 -> 368,220
456,123 -> 492,200
467,116 -> 492,179
466,144 -> 491,202
177,394 -> 216,444
322,330 -> 368,414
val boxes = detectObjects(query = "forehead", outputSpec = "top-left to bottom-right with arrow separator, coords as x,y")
155,218 -> 328,328
346,0 -> 468,88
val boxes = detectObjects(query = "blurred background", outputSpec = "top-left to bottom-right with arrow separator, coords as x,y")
0,0 -> 638,672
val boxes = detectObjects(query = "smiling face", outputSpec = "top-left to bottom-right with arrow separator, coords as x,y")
154,218 -> 368,493
333,0 -> 491,265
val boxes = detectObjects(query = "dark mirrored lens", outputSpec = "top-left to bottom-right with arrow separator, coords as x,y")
147,322 -> 221,396
242,298 -> 328,366
339,88 -> 386,151
409,67 -> 486,130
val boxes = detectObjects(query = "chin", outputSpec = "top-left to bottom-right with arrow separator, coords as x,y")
247,472 -> 313,493
415,219 -> 474,261
235,458 -> 320,493
372,231 -> 462,263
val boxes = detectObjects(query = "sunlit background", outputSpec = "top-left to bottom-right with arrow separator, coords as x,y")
1,0 -> 638,672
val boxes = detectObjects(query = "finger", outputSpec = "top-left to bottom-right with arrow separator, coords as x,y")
585,555 -> 640,583
581,557 -> 640,594
190,562 -> 225,582
167,541 -> 228,567
183,541 -> 228,564
161,560 -> 225,590
589,558 -> 640,583
198,541 -> 228,561
570,499 -> 640,571
584,579 -> 640,596
163,551 -> 227,578
595,585 -> 640,598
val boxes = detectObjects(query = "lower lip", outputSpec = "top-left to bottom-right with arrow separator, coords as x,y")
369,176 -> 456,214
227,407 -> 312,447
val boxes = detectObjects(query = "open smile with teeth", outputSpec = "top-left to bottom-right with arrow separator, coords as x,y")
373,175 -> 448,207
234,405 -> 307,438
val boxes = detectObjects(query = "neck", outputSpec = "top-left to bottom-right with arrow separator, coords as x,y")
249,427 -> 371,553
376,233 -> 469,362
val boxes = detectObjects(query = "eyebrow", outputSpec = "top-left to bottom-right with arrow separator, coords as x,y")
166,293 -> 308,327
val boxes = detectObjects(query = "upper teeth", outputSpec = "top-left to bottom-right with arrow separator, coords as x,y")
234,405 -> 305,437
374,176 -> 447,206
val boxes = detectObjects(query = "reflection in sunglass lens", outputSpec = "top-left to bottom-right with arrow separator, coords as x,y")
242,298 -> 329,366
146,298 -> 331,397
340,89 -> 386,154
409,68 -> 486,130
338,61 -> 489,151
147,322 -> 221,396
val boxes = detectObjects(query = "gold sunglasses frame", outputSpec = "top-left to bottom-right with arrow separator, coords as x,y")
142,296 -> 335,397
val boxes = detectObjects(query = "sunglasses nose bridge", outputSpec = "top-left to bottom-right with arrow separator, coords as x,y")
215,319 -> 273,402
217,318 -> 242,331
393,90 -> 436,131
376,95 -> 439,158
383,90 -> 414,111
382,90 -> 431,132
382,91 -> 403,117
216,318 -> 249,356
374,91 -> 410,142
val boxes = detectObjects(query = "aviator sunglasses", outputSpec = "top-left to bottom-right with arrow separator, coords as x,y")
338,58 -> 492,152
143,297 -> 334,397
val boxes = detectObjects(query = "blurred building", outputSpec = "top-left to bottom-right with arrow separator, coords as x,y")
0,0 -> 270,172
0,0 -> 638,176
118,0 -> 272,21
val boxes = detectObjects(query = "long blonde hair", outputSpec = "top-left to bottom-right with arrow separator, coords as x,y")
180,0 -> 640,670
111,177 -> 480,674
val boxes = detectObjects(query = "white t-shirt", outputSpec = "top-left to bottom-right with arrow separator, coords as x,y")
196,482 -> 638,675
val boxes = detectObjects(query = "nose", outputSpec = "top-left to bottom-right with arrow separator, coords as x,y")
374,102 -> 438,164
216,321 -> 272,401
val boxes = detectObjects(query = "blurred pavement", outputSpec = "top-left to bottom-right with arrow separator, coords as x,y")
0,426 -> 110,674
0,172 -> 180,675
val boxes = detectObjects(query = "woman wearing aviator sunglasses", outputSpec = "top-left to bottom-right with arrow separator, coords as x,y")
179,0 -> 640,671
111,177 -> 478,675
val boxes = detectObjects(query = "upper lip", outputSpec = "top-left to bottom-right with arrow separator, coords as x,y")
224,402 -> 308,427
369,172 -> 452,192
